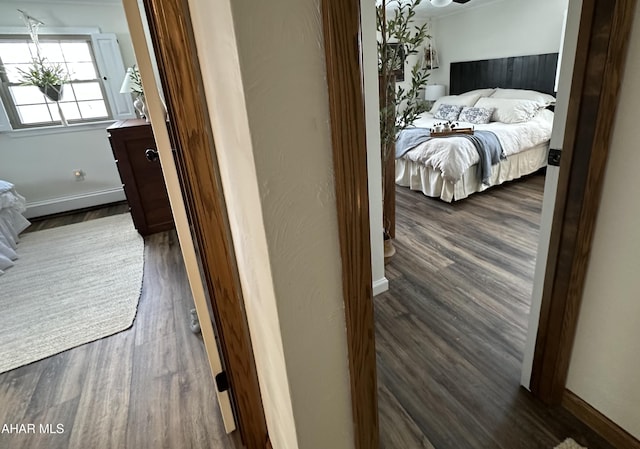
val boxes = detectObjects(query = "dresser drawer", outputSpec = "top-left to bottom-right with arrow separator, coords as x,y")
108,119 -> 174,236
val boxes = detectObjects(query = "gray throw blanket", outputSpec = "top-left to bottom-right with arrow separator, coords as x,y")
395,128 -> 505,185
395,128 -> 434,158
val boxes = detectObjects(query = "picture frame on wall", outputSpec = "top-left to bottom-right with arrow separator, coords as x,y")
384,43 -> 406,82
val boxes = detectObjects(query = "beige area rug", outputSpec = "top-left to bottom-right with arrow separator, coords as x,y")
555,438 -> 587,449
0,214 -> 144,373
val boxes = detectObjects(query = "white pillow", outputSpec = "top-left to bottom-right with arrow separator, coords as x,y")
459,88 -> 495,98
458,106 -> 494,124
429,94 -> 480,113
490,88 -> 556,107
475,97 -> 539,124
433,104 -> 463,121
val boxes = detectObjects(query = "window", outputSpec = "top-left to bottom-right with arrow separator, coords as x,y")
0,35 -> 112,129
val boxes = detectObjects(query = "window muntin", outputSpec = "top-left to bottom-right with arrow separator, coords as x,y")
0,36 -> 112,129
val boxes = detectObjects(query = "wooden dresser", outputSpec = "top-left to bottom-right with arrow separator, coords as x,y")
107,119 -> 174,236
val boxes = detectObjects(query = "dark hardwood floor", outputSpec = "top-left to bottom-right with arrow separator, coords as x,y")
377,174 -> 615,449
3,181 -> 616,449
23,202 -> 130,233
0,206 -> 232,449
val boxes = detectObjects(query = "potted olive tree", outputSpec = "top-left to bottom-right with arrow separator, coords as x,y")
377,0 -> 431,254
19,56 -> 70,125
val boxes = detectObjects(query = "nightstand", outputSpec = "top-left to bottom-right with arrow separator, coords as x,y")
107,119 -> 174,236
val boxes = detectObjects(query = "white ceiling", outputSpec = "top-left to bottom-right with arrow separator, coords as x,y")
15,0 -> 500,15
377,0 -> 504,18
13,0 -> 501,16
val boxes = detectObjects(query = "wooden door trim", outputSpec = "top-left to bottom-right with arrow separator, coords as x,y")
321,1 -> 379,448
562,390 -> 640,449
141,0 -> 269,447
530,0 -> 637,403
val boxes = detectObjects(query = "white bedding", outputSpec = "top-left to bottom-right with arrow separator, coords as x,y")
401,108 -> 554,183
0,181 -> 30,275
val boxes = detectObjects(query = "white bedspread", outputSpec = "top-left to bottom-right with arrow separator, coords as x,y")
0,181 -> 30,275
401,109 -> 554,182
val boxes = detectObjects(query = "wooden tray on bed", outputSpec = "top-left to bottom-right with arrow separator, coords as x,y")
430,127 -> 474,137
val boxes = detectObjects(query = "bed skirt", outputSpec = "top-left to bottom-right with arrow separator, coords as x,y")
395,143 -> 549,202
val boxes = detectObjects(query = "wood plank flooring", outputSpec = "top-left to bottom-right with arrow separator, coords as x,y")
0,207 -> 233,449
377,174 -> 616,449
3,181 -> 618,449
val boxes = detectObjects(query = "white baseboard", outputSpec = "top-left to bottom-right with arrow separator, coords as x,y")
373,277 -> 389,296
25,188 -> 126,219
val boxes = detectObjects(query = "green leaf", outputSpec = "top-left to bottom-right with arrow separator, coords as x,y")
17,56 -> 69,88
378,0 -> 431,151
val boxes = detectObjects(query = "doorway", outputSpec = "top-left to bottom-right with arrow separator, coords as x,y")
370,2 -> 574,446
324,0 -> 636,447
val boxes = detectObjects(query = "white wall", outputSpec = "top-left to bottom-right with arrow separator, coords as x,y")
362,1 -> 388,295
0,127 -> 125,217
429,0 -> 567,92
378,8 -> 431,106
565,4 -> 640,440
0,1 -> 136,217
187,0 -> 354,448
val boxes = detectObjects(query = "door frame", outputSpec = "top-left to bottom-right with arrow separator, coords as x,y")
121,0 -> 238,434
321,2 -> 379,449
322,0 -> 637,447
529,0 -> 637,403
140,0 -> 269,448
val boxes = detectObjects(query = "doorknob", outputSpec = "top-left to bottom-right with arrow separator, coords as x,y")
145,148 -> 159,162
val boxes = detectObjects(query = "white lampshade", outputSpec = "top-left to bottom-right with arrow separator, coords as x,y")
425,84 -> 446,101
119,68 -> 134,94
430,0 -> 453,6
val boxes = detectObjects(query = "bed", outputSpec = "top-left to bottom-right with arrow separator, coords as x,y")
0,181 -> 30,275
395,53 -> 558,202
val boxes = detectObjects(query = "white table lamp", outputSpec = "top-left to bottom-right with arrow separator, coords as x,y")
120,68 -> 147,121
425,84 -> 446,102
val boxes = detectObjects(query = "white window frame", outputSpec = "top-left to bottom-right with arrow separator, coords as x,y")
0,27 -> 135,132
